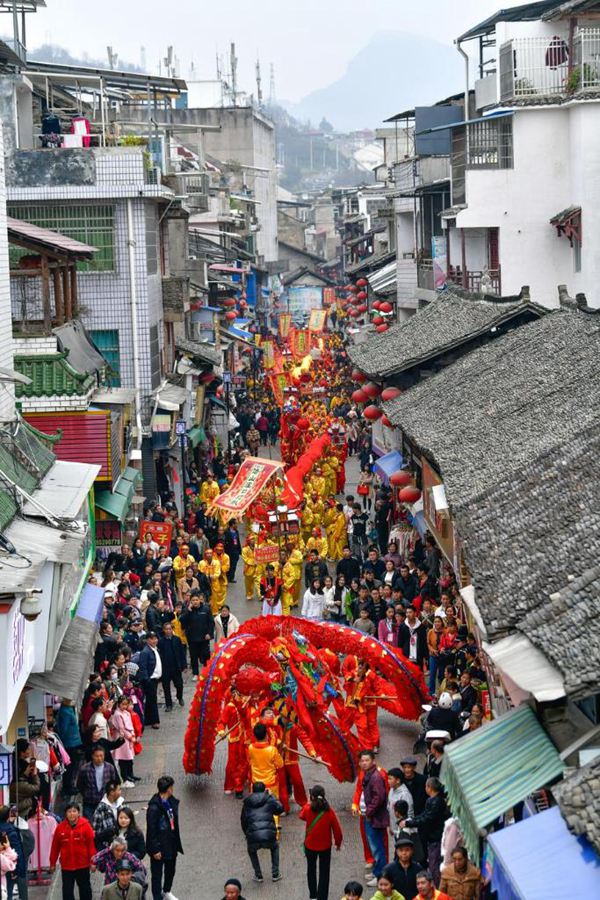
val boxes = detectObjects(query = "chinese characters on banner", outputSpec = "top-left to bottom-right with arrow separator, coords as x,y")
210,456 -> 284,517
308,308 -> 328,332
139,520 -> 174,550
291,329 -> 310,358
254,544 -> 281,564
268,372 -> 289,405
262,340 -> 275,369
278,313 -> 292,339
322,287 -> 336,306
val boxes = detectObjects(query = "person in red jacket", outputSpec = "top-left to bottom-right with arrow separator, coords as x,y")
300,784 -> 343,900
49,803 -> 96,900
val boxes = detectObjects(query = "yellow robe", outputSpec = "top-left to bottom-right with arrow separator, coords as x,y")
305,535 -> 328,559
200,479 -> 220,505
330,511 -> 347,561
199,557 -> 222,615
211,552 -> 230,612
172,553 -> 191,584
242,545 -> 258,600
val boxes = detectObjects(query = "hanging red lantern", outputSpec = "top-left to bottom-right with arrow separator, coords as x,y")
373,316 -> 384,326
352,369 -> 367,383
381,415 -> 394,428
225,310 -> 237,321
390,470 -> 411,487
363,405 -> 382,420
345,284 -> 354,292
372,300 -> 382,311
356,278 -> 368,287
363,381 -> 382,398
358,303 -> 368,313
357,291 -> 367,301
376,323 -> 389,333
399,485 -> 422,503
379,301 -> 393,314
349,309 -> 359,318
381,386 -> 401,402
351,389 -> 367,403
348,285 -> 357,293
223,297 -> 236,308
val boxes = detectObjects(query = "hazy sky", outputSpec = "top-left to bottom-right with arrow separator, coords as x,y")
25,0 -> 524,102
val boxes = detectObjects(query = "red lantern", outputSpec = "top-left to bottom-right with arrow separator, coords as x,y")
399,485 -> 422,503
225,310 -> 237,321
381,386 -> 401,402
345,284 -> 354,292
223,297 -> 236,308
379,301 -> 393,314
363,405 -> 382,420
390,470 -> 411,487
381,415 -> 393,428
373,316 -> 384,326
357,291 -> 367,301
358,304 -> 368,313
352,369 -> 367,383
372,300 -> 382,311
349,309 -> 359,318
376,324 -> 389,333
351,389 -> 367,403
363,381 -> 382,398
356,278 -> 368,287
348,285 -> 357,293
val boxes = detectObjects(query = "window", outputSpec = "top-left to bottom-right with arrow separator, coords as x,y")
467,119 -> 513,169
8,203 -> 115,271
145,206 -> 158,275
90,329 -> 121,386
149,324 -> 161,390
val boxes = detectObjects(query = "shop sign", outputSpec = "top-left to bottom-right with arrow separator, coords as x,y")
139,520 -> 173,551
12,612 -> 25,685
96,520 -> 122,560
254,544 -> 281,564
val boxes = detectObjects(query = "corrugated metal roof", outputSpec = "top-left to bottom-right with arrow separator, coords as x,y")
5,517 -> 85,565
457,1 -> 564,42
7,217 -> 98,258
368,260 -> 397,294
25,411 -> 111,480
23,459 -> 100,519
54,321 -> 107,373
442,705 -> 564,861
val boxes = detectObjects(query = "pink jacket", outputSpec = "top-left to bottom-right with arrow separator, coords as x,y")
110,708 -> 135,761
378,619 -> 398,645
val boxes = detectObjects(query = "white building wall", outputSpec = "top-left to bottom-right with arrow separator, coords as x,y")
456,108 -> 578,306
0,128 -> 14,421
568,104 -> 600,300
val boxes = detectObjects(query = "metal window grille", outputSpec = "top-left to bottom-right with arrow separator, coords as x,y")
8,203 -> 115,272
90,329 -> 121,386
468,120 -> 513,169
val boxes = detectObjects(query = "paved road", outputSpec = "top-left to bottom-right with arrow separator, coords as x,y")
38,451 -> 420,900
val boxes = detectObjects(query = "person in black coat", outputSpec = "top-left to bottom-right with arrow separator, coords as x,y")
304,551 -> 328,588
158,622 -> 186,710
402,777 -> 448,886
179,592 -> 214,676
396,565 -> 418,603
398,607 -> 428,668
136,634 -> 162,728
384,837 -> 422,900
240,783 -> 283,882
223,520 -> 241,583
335,547 -> 361,584
146,776 -> 183,900
116,806 -> 146,859
400,757 -> 428,816
0,806 -> 29,898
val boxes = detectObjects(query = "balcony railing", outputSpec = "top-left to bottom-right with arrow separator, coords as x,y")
417,260 -> 434,290
500,29 -> 600,101
448,266 -> 501,295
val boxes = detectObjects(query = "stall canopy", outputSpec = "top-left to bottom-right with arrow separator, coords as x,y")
28,590 -> 103,705
187,425 -> 206,449
487,806 -> 600,899
373,450 -> 403,483
95,466 -> 141,523
442,705 -> 564,861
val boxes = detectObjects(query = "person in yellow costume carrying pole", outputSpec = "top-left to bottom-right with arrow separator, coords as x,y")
199,473 -> 220,506
242,534 -> 258,601
330,502 -> 348,561
299,500 -> 314,545
212,541 -> 230,612
324,499 -> 337,560
322,458 -> 337,497
199,547 -> 222,615
309,467 -> 326,499
306,527 -> 328,559
281,541 -> 302,614
287,540 -> 304,607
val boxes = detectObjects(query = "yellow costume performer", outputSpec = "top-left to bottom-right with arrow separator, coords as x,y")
199,549 -> 222,615
329,506 -> 347,561
242,537 -> 258,601
211,542 -> 230,612
200,476 -> 220,505
306,528 -> 328,559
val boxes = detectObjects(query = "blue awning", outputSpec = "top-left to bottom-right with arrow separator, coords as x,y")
417,110 -> 514,135
487,806 -> 600,899
373,450 -> 403,483
76,582 -> 105,625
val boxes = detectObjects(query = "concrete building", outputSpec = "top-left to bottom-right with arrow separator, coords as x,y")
444,0 -> 600,306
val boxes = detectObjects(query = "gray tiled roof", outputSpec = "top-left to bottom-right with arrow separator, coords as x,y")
348,289 -> 539,378
554,758 -> 600,854
384,309 -> 600,690
176,339 -> 222,367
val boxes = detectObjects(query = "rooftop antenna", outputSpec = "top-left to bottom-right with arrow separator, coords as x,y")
269,62 -> 276,105
107,46 -> 118,70
140,45 -> 147,71
230,42 -> 238,106
256,57 -> 263,106
164,45 -> 174,77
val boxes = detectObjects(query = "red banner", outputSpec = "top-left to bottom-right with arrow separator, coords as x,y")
139,520 -> 173,550
262,340 -> 275,370
278,313 -> 292,339
322,287 -> 336,306
268,372 -> 289,406
291,329 -> 310,358
210,456 -> 284,517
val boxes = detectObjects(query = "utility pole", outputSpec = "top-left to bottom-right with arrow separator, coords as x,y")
256,58 -> 263,105
269,63 -> 276,106
231,42 -> 238,106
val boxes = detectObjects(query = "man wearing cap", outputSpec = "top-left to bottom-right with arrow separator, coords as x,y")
385,837 -> 421,900
172,544 -> 191,588
400,757 -> 427,816
100,859 -> 143,900
137,633 -> 162,729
